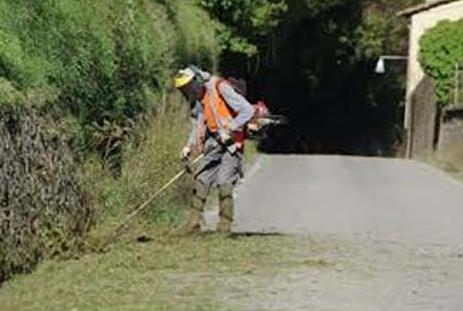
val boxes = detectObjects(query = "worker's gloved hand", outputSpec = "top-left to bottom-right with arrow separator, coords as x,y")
219,130 -> 233,145
180,146 -> 191,160
247,122 -> 260,133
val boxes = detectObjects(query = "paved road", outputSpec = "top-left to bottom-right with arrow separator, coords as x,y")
234,155 -> 463,244
206,155 -> 463,310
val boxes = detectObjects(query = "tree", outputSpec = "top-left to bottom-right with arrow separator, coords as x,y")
255,0 -> 420,153
199,0 -> 287,56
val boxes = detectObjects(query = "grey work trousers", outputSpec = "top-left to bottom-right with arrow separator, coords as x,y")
194,137 -> 243,191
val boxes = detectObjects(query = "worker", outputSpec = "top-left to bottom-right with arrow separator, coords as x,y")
174,66 -> 255,234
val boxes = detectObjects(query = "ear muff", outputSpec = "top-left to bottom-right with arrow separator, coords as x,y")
188,65 -> 205,86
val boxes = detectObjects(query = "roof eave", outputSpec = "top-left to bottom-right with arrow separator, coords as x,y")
397,0 -> 457,17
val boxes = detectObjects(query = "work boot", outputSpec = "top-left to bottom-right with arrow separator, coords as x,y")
217,184 -> 234,234
178,181 -> 208,235
181,208 -> 203,235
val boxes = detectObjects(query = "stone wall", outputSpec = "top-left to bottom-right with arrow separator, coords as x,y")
438,105 -> 463,152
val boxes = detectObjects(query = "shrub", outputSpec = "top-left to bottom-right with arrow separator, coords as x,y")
0,0 -> 220,156
0,104 -> 92,283
419,19 -> 463,106
170,0 -> 221,69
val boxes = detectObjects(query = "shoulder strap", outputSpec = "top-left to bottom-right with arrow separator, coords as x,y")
214,78 -> 236,115
215,78 -> 227,93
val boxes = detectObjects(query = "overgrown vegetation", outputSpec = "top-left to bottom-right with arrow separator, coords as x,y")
82,96 -> 193,247
0,105 -> 92,283
420,19 -> 463,107
0,0 -> 220,282
0,0 -> 219,158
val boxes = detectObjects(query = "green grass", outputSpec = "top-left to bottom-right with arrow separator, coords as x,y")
0,232 -> 329,311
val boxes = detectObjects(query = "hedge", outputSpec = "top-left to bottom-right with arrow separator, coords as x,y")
420,19 -> 463,106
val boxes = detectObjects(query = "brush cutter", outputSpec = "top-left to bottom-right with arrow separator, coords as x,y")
103,154 -> 204,247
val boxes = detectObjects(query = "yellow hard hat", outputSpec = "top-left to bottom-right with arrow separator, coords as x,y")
174,68 -> 195,88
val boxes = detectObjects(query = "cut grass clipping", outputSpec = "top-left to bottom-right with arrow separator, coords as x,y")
0,233 -> 330,311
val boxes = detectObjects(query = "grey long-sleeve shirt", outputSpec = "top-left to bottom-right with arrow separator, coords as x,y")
186,79 -> 254,147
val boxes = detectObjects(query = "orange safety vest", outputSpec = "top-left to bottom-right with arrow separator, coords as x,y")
198,78 -> 246,150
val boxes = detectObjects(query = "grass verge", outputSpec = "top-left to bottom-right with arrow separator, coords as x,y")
426,146 -> 463,181
0,231 -> 330,311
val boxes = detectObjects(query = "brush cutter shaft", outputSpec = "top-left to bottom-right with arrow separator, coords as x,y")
106,154 -> 204,244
